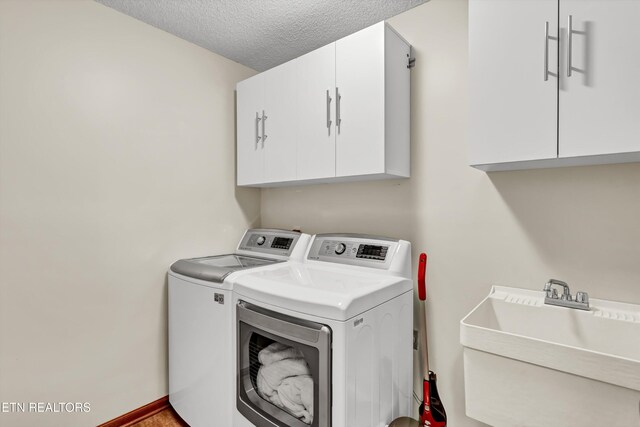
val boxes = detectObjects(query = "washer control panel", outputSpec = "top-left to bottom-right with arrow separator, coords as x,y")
238,229 -> 300,256
308,234 -> 398,269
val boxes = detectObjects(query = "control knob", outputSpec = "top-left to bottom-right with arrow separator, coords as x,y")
335,243 -> 346,255
256,236 -> 266,246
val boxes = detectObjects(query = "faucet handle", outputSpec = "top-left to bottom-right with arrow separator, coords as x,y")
576,291 -> 589,305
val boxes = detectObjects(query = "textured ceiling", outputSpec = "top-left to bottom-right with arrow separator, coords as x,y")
95,0 -> 427,71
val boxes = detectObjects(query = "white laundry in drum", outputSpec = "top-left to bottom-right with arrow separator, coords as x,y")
256,342 -> 314,423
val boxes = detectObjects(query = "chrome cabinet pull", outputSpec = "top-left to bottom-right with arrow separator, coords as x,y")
326,90 -> 332,135
567,15 -> 573,77
255,112 -> 261,147
544,21 -> 550,81
261,110 -> 267,146
335,87 -> 342,134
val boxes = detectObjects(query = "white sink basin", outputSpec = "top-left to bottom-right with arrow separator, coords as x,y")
461,286 -> 640,427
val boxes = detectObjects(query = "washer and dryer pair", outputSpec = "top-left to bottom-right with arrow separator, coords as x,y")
169,229 -> 413,427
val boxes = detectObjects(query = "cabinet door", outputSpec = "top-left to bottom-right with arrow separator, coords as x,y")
336,22 -> 386,177
469,0 -> 558,166
263,61 -> 298,183
296,43 -> 336,180
559,0 -> 640,157
236,74 -> 264,186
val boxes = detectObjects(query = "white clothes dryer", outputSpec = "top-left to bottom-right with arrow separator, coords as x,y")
168,229 -> 310,427
232,233 -> 414,427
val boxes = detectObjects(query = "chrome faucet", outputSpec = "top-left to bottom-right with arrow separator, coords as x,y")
543,279 -> 590,311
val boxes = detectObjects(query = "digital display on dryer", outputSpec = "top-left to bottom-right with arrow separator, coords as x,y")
356,244 -> 388,261
271,237 -> 293,250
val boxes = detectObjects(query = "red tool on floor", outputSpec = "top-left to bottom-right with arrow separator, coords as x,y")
417,253 -> 447,427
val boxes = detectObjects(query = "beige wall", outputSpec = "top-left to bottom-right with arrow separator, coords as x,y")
261,0 -> 640,425
0,1 -> 258,425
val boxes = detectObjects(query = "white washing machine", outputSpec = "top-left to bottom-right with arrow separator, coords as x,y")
232,233 -> 414,427
168,229 -> 310,427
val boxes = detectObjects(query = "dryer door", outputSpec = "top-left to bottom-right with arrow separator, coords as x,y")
237,301 -> 332,427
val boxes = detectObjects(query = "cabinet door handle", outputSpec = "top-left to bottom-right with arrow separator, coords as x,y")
255,112 -> 261,147
326,90 -> 332,135
567,15 -> 573,77
544,21 -> 550,81
261,110 -> 267,146
335,87 -> 342,134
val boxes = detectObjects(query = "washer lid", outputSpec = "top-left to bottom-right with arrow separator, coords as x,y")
233,263 -> 412,321
170,254 -> 281,283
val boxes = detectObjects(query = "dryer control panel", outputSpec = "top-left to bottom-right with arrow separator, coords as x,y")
238,229 -> 301,257
307,234 -> 399,269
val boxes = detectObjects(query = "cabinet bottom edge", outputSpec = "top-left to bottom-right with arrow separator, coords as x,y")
472,151 -> 640,172
237,173 -> 410,188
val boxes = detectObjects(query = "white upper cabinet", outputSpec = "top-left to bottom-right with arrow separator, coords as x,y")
236,73 -> 264,186
263,60 -> 298,183
335,23 -> 386,177
469,0 -> 640,171
236,62 -> 298,186
296,43 -> 336,181
469,0 -> 558,166
559,0 -> 640,158
236,21 -> 411,187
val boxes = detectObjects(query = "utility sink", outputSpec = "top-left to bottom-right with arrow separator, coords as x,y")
460,286 -> 640,427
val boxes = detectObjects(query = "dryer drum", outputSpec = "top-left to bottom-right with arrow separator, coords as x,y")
248,335 -> 274,390
237,301 -> 332,427
250,336 -> 312,423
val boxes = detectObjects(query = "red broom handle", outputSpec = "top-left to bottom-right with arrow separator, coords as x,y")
418,253 -> 427,301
